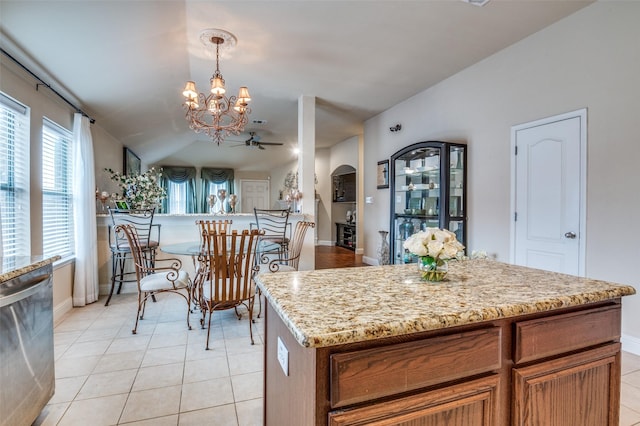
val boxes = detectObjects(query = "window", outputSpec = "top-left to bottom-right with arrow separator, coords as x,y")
159,166 -> 197,214
42,118 -> 74,259
0,92 -> 30,257
167,181 -> 187,214
200,168 -> 234,213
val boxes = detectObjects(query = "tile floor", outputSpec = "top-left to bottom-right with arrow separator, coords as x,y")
622,351 -> 640,425
35,292 -> 640,426
35,293 -> 264,426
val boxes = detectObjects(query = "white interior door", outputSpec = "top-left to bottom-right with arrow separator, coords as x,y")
240,179 -> 270,213
511,110 -> 586,275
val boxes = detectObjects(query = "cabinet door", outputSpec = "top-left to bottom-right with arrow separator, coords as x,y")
448,145 -> 466,244
328,375 -> 499,426
512,344 -> 620,426
392,146 -> 442,263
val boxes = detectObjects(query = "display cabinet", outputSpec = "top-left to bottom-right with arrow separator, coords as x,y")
389,141 -> 466,264
336,222 -> 356,250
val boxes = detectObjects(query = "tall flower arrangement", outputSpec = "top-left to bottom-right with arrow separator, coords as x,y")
106,167 -> 166,209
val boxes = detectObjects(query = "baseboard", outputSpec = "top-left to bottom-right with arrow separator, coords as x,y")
317,240 -> 333,246
622,333 -> 640,356
53,297 -> 73,326
362,255 -> 377,265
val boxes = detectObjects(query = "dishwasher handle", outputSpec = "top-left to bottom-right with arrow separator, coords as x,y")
0,275 -> 49,308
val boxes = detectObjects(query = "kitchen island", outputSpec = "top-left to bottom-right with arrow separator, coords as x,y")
255,259 -> 636,425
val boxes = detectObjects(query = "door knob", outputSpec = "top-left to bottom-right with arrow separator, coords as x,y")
564,232 -> 576,239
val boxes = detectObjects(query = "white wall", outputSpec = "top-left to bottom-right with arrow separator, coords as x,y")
1,56 -> 123,318
362,1 -> 640,346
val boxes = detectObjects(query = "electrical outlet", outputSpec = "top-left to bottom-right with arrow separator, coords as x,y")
277,336 -> 289,376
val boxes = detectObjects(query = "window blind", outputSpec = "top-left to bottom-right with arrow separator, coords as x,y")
42,117 -> 74,259
0,92 -> 30,257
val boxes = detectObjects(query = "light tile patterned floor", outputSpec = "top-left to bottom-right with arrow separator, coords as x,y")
35,293 -> 264,426
35,292 -> 640,425
622,351 -> 640,425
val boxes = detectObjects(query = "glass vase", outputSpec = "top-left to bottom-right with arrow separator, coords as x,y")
418,256 -> 448,282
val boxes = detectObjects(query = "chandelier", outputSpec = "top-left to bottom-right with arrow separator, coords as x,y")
182,29 -> 251,145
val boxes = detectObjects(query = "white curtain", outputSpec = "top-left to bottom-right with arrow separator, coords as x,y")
72,113 -> 99,306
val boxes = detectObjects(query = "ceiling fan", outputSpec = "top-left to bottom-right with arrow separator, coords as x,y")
232,132 -> 284,150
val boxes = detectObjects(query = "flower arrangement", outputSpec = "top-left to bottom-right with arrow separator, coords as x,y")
403,228 -> 465,281
106,167 -> 166,210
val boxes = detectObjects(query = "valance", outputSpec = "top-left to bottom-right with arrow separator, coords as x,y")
160,166 -> 197,213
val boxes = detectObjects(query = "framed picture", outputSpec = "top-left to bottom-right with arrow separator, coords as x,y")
115,200 -> 129,210
377,160 -> 389,189
123,147 -> 141,176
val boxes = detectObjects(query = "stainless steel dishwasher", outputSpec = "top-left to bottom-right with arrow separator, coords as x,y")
0,262 -> 55,426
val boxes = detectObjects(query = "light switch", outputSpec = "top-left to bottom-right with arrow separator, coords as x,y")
277,336 -> 289,376
365,197 -> 373,204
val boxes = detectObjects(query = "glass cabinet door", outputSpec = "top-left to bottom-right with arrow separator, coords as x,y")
389,141 -> 466,264
448,145 -> 465,244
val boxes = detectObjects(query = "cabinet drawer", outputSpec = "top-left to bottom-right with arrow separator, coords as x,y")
330,327 -> 501,408
329,374 -> 500,426
514,304 -> 620,364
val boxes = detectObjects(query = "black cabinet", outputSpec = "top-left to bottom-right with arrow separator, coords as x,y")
389,141 -> 467,264
336,222 -> 356,250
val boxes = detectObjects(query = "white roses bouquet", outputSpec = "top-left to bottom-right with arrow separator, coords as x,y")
106,167 -> 166,209
403,228 -> 464,260
403,228 -> 464,281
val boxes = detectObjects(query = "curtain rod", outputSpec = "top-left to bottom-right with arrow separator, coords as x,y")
1,47 -> 96,123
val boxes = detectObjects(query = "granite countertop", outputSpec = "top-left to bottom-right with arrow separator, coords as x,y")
0,256 -> 61,282
255,259 -> 636,348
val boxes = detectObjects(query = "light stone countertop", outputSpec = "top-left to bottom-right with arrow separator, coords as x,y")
0,256 -> 61,283
255,259 -> 636,348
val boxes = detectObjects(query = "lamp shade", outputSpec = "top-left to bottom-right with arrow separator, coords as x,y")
233,99 -> 246,113
182,81 -> 197,98
208,99 -> 222,114
210,76 -> 226,96
237,86 -> 251,103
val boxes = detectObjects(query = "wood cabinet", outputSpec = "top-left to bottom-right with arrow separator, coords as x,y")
263,301 -> 623,425
511,305 -> 622,426
328,375 -> 500,426
513,344 -> 620,426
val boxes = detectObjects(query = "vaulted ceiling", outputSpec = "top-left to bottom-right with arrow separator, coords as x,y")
0,0 -> 591,171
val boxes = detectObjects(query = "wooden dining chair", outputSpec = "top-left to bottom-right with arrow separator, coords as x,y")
196,219 -> 233,240
197,228 -> 262,350
115,224 -> 191,334
192,219 -> 234,308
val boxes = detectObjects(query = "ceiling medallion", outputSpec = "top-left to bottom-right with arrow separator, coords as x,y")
182,29 -> 251,145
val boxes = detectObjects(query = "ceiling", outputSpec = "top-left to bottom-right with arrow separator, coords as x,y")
0,1 -> 591,172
